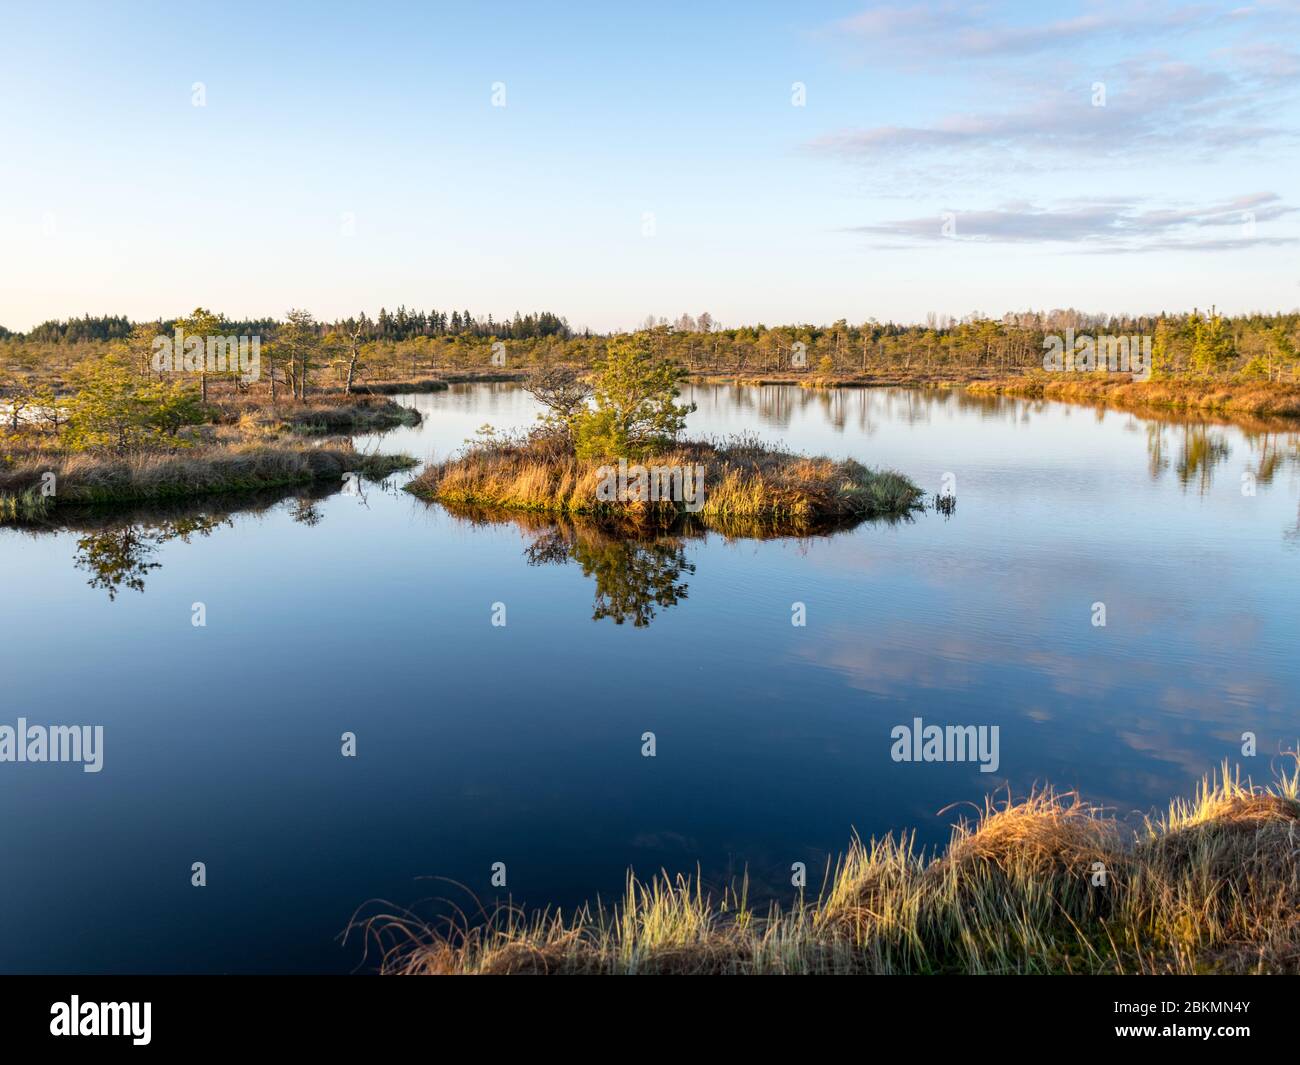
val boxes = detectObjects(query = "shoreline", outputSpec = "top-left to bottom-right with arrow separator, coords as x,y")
379,367 -> 1300,426
365,764 -> 1300,975
965,373 -> 1300,421
0,446 -> 416,520
1,392 -> 421,521
359,371 -> 528,394
685,368 -> 1001,389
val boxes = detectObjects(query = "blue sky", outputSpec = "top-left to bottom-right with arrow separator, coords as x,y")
1,0 -> 1298,331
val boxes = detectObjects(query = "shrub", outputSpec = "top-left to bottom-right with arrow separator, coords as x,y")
571,338 -> 694,460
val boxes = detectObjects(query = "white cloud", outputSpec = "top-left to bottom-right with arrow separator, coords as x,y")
847,193 -> 1298,251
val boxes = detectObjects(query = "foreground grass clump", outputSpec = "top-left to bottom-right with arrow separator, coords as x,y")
0,443 -> 416,519
968,373 -> 1300,419
363,764 -> 1300,975
406,429 -> 923,527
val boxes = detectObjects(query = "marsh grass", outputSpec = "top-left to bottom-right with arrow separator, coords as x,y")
355,370 -> 524,392
359,763 -> 1300,975
0,443 -> 416,518
406,429 -> 923,529
209,393 -> 422,433
968,374 -> 1300,419
686,370 -> 999,388
1,379 -> 421,520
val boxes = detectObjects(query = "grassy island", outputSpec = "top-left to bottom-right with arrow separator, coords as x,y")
406,340 -> 924,529
407,430 -> 921,527
1,444 -> 415,520
0,313 -> 420,521
366,764 -> 1300,975
207,392 -> 422,433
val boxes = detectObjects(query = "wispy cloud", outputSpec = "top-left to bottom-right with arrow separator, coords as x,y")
812,2 -> 1300,256
829,1 -> 1293,62
848,192 -> 1298,252
810,56 -> 1298,167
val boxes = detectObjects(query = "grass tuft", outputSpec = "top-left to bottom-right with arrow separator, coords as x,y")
359,763 -> 1300,975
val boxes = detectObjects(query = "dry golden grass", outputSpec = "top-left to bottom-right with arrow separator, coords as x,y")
0,442 -> 415,518
207,392 -> 421,433
0,374 -> 422,520
686,369 -> 1001,388
968,373 -> 1300,419
359,763 -> 1300,975
406,430 -> 923,529
361,370 -> 524,392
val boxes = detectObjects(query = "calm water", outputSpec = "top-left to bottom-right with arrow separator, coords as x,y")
2,384 -> 1298,973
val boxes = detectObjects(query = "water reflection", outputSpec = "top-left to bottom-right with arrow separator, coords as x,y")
5,380 -> 1300,975
1286,498 -> 1300,545
689,383 -> 1300,504
1142,421 -> 1300,493
27,485 -> 336,600
525,519 -> 696,626
440,505 -> 874,627
1143,423 -> 1232,491
15,473 -> 900,615
75,515 -> 232,600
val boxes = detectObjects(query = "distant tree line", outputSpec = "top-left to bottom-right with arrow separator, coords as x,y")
25,314 -> 134,343
340,307 -> 573,341
10,308 -> 573,344
621,307 -> 1300,381
6,306 -> 1300,387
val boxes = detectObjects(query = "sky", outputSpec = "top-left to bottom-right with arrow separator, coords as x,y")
1,0 -> 1298,332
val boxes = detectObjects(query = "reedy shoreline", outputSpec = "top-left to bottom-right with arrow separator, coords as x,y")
0,445 -> 416,520
966,373 -> 1300,420
363,764 -> 1300,975
1,392 -> 420,521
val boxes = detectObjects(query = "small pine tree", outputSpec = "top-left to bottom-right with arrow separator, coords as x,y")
1149,317 -> 1175,379
572,337 -> 695,460
64,352 -> 204,452
1190,311 -> 1234,376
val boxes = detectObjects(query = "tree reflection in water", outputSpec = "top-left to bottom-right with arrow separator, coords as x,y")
524,520 -> 695,626
440,502 -> 874,628
1144,419 -> 1300,494
74,516 -> 233,600
63,486 -> 335,600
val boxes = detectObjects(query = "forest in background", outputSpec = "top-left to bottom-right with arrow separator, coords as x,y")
3,305 -> 1300,414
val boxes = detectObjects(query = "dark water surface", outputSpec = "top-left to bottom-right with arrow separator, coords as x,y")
2,383 -> 1298,972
